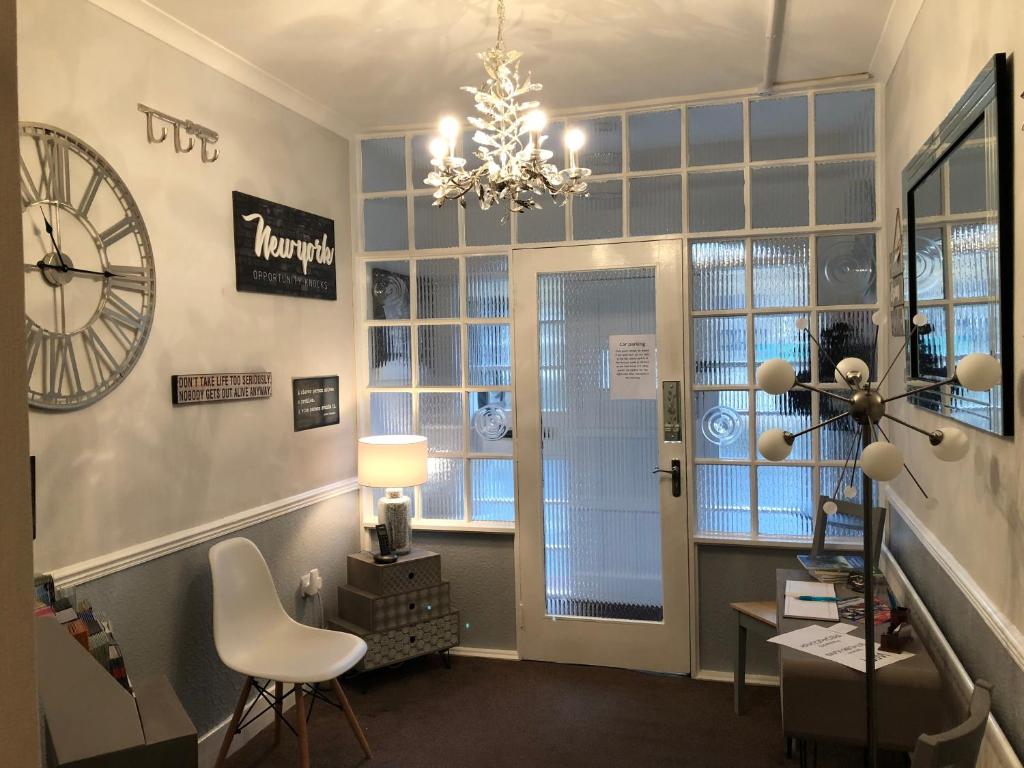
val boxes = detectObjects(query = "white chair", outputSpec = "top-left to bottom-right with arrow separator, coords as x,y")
209,537 -> 372,767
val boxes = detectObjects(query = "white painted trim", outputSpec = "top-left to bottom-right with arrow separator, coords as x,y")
197,687 -> 296,768
51,477 -> 360,588
84,0 -> 356,139
694,669 -> 779,688
885,489 -> 1024,671
868,0 -> 925,84
450,646 -> 521,661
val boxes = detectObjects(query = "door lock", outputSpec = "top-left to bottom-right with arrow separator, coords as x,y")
652,458 -> 682,497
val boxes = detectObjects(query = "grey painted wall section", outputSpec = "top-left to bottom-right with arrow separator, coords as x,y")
888,510 -> 1024,761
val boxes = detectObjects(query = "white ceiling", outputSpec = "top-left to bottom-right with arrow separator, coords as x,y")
144,0 -> 895,131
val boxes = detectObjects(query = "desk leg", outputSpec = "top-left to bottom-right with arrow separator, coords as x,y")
734,617 -> 748,715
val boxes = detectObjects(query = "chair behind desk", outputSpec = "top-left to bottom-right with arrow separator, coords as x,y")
810,495 -> 886,565
912,680 -> 992,768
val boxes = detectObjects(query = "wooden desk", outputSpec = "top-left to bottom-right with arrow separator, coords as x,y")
776,569 -> 950,753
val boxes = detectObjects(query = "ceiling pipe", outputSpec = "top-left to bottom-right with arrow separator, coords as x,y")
759,0 -> 787,95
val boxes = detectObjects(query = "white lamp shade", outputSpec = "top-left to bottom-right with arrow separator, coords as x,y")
357,435 -> 428,488
756,358 -> 796,395
932,427 -> 969,462
861,442 -> 903,482
834,357 -> 870,387
757,428 -> 793,461
955,352 -> 1000,391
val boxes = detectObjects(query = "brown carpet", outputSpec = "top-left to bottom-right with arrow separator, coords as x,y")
225,656 -> 906,768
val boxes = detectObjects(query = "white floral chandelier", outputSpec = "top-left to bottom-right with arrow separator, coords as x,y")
425,0 -> 590,216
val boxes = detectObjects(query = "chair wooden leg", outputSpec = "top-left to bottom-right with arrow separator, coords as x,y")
215,676 -> 253,768
295,685 -> 310,768
273,681 -> 283,746
331,677 -> 373,759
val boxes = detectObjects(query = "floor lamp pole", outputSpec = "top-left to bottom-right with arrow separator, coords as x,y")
862,419 -> 877,768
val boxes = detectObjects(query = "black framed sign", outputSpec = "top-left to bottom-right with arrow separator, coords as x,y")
232,191 -> 337,300
292,376 -> 340,432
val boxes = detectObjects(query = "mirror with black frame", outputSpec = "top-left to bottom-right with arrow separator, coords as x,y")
903,53 -> 1014,436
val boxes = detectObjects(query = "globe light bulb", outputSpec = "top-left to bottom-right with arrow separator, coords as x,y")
871,310 -> 887,327
428,137 -> 448,160
834,357 -> 870,387
438,115 -> 461,142
564,128 -> 586,152
912,312 -> 929,328
931,427 -> 969,462
955,352 -> 1000,392
757,428 -> 794,461
861,442 -> 904,482
794,317 -> 809,331
843,485 -> 857,499
523,109 -> 548,133
822,500 -> 839,515
756,358 -> 796,395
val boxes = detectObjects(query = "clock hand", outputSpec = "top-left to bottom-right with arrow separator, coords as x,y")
29,260 -> 120,280
38,209 -> 70,270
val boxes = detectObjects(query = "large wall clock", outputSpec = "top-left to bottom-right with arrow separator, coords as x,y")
20,123 -> 155,411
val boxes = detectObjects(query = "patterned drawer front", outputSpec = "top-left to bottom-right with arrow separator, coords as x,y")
347,549 -> 442,596
360,611 -> 460,672
339,583 -> 451,632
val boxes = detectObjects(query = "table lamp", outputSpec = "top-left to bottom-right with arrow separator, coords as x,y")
357,435 -> 428,557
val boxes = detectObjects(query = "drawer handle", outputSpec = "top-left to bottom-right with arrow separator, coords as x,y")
407,571 -> 416,580
409,603 -> 416,610
409,636 -> 416,644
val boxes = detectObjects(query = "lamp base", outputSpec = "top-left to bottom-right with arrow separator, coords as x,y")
378,488 -> 412,555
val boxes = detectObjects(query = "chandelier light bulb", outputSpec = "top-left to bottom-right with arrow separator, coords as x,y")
931,427 -> 969,462
822,500 -> 839,515
843,485 -> 857,499
794,317 -> 809,331
523,109 -> 548,133
439,115 -> 461,143
834,357 -> 870,387
861,442 -> 904,482
428,137 -> 448,160
955,352 -> 1000,391
756,358 -> 796,395
912,312 -> 929,328
564,128 -> 586,152
871,310 -> 887,327
757,428 -> 794,461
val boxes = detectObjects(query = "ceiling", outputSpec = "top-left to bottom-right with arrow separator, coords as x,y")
145,0 -> 895,131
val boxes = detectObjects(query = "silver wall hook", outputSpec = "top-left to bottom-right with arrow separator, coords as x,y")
173,122 -> 195,154
138,103 -> 220,163
200,138 -> 220,163
139,105 -> 168,144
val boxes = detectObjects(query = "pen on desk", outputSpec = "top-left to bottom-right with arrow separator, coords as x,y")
795,596 -> 838,602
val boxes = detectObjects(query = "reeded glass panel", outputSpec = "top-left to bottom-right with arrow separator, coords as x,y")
819,467 -> 877,511
538,267 -> 662,621
751,165 -> 809,228
470,459 -> 515,522
915,227 -> 945,301
410,133 -> 435,190
752,237 -> 809,308
419,392 -> 463,452
950,223 -> 999,299
421,458 -> 464,520
470,391 -> 513,455
361,137 -> 406,193
694,390 -> 749,460
696,465 -> 751,535
754,313 -> 811,383
363,197 -> 409,252
466,255 -> 509,318
750,96 -> 808,160
465,203 -> 511,246
814,90 -> 875,156
816,160 -> 876,224
687,103 -> 743,166
691,240 -> 746,311
573,180 -> 623,240
688,171 -> 745,232
693,315 -> 748,385
818,310 -> 876,383
413,196 -> 458,250
819,393 -> 857,461
417,325 -> 461,386
755,390 -> 811,460
368,326 -> 411,387
757,466 -> 814,537
366,260 -> 410,319
416,258 -> 459,318
575,115 -> 623,175
917,305 -> 949,378
516,201 -> 566,244
369,392 -> 412,435
953,302 -> 999,360
468,324 -> 511,387
629,175 -> 682,236
628,110 -> 682,171
816,233 -> 877,305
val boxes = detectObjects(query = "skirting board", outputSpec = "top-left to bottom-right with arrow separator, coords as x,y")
694,669 -> 779,687
198,688 -> 297,768
450,646 -> 520,661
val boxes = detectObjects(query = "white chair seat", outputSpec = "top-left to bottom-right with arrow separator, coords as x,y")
223,620 -> 367,684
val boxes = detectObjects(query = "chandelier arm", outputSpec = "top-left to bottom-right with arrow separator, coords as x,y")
883,376 -> 956,404
833,422 -> 861,499
801,328 -> 858,389
882,412 -> 937,440
875,422 -> 930,499
794,382 -> 852,403
875,326 -> 919,390
790,412 -> 849,440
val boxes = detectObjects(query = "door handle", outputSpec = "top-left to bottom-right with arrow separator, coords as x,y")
652,458 -> 681,497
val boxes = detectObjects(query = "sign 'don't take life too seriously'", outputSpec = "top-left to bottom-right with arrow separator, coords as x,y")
232,191 -> 337,300
171,372 -> 273,405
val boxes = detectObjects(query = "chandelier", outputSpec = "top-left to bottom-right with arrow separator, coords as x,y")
424,0 -> 590,216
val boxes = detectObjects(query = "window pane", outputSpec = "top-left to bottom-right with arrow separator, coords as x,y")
819,392 -> 857,461
573,180 -> 623,240
421,458 -> 464,520
687,103 -> 743,166
915,227 -> 945,300
516,201 -> 566,244
752,237 -> 809,308
411,133 -> 436,190
755,389 -> 812,460
950,222 -> 999,299
818,310 -> 876,384
696,464 -> 750,534
819,466 -> 876,510
465,204 -> 511,246
416,258 -> 459,318
418,325 -> 461,386
691,239 -> 745,311
688,170 -> 745,232
814,90 -> 874,155
750,96 -> 808,160
917,305 -> 949,378
754,313 -> 811,383
947,138 -> 988,214
363,197 -> 409,251
369,392 -> 412,435
953,302 -> 999,360
757,466 -> 814,536
366,260 -> 410,319
470,390 -> 513,455
816,233 -> 877,306
413,196 -> 458,249
575,115 -> 622,175
693,315 -> 748,385
470,459 -> 514,521
466,255 -> 509,318
751,165 -> 809,228
468,324 -> 511,386
816,160 -> 875,224
628,110 -> 681,171
361,137 -> 406,193
368,326 -> 411,387
694,390 -> 749,460
629,175 -> 682,236
419,392 -> 463,452
914,168 -> 942,218
540,121 -> 565,168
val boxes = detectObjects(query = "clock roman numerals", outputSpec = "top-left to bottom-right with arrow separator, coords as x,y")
100,291 -> 144,347
21,135 -> 72,206
98,216 -> 138,250
77,169 -> 103,219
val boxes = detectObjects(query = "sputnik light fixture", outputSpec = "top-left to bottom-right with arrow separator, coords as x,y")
755,310 -> 1000,768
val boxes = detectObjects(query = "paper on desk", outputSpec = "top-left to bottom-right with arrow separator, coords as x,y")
784,580 -> 839,621
768,624 -> 914,673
